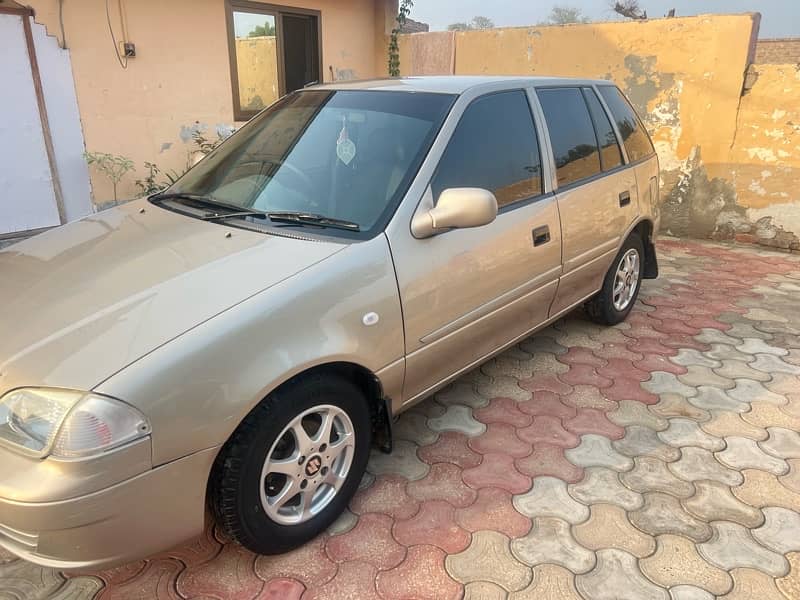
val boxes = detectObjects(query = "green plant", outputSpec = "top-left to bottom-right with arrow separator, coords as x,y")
135,162 -> 167,195
388,0 -> 413,77
84,152 -> 135,202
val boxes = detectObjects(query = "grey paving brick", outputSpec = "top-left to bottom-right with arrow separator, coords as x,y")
669,585 -> 714,600
436,383 -> 490,409
513,476 -> 590,524
658,417 -> 725,451
613,426 -> 681,462
620,456 -> 695,497
681,480 -> 764,528
630,492 -> 712,542
669,446 -> 744,486
729,379 -> 789,406
698,521 -> 789,577
428,404 -> 486,437
677,366 -> 735,390
609,401 -> 668,431
751,506 -> 800,554
643,372 -> 698,398
760,426 -> 800,459
670,349 -> 721,368
566,434 -> 634,471
576,549 -> 669,600
739,338 -> 789,356
568,467 -> 644,511
713,360 -> 772,382
688,386 -> 748,413
511,517 -> 596,574
716,436 -> 789,475
751,353 -> 800,375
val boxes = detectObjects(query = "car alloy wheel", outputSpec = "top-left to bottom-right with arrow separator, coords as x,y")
260,404 -> 355,525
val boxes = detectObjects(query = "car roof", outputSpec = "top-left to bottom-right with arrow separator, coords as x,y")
307,75 -> 614,95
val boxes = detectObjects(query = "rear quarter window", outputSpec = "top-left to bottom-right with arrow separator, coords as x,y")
598,86 -> 655,162
537,87 -> 602,187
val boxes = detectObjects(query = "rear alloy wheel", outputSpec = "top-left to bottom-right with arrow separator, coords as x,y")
210,374 -> 371,555
585,233 -> 645,325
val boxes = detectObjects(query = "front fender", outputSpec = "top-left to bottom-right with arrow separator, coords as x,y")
96,235 -> 404,466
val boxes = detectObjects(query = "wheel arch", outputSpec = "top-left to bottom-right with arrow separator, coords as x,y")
626,218 -> 659,279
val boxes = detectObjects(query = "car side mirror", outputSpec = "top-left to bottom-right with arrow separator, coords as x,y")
411,188 -> 498,238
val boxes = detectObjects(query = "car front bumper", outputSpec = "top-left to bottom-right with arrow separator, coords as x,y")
0,446 -> 218,571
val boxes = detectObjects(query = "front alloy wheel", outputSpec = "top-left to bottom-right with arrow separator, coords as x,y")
210,374 -> 371,555
261,405 -> 355,525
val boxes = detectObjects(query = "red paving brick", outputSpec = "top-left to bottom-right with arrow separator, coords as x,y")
392,500 -> 471,553
462,452 -> 531,493
304,561 -> 380,600
514,444 -> 585,482
565,408 -> 625,439
558,364 -> 614,388
518,373 -> 573,395
375,545 -> 462,600
455,487 -> 532,538
325,513 -> 405,570
254,536 -> 337,588
176,543 -> 262,600
350,475 -> 420,520
406,462 -> 478,508
468,422 -> 533,457
473,396 -> 532,427
518,391 -> 577,420
516,415 -> 579,448
259,578 -> 304,599
417,431 -> 482,469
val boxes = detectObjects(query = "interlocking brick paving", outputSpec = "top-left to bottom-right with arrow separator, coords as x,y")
3,238 -> 800,599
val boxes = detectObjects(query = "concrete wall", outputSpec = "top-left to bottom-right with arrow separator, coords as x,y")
718,63 -> 800,249
393,14 -> 799,250
27,0 -> 394,203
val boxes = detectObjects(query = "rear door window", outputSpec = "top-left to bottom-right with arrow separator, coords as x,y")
597,86 -> 655,162
537,87 -> 601,188
431,90 -> 543,209
583,87 -> 623,171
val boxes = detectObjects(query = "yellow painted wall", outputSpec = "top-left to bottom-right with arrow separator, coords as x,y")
393,15 -> 798,249
235,37 -> 279,111
28,0 -> 392,202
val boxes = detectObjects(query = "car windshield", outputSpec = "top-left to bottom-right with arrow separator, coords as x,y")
164,89 -> 455,236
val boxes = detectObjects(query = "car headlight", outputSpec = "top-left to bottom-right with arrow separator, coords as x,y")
0,388 -> 150,459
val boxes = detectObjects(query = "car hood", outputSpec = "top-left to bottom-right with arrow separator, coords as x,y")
0,200 -> 344,393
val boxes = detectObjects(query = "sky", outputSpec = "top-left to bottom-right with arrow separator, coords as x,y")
410,0 -> 798,38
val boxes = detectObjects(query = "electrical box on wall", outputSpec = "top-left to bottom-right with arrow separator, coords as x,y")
123,42 -> 136,58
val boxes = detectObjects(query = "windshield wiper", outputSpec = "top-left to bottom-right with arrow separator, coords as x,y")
267,212 -> 361,232
151,192 -> 261,215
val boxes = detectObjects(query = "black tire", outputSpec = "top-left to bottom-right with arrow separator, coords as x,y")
585,233 -> 645,326
209,373 -> 371,555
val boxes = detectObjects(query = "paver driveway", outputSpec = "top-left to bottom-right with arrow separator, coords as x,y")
2,237 -> 800,600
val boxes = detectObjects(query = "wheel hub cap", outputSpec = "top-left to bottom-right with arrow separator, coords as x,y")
304,455 -> 322,477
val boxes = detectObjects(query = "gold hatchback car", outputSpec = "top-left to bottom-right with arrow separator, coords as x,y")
0,76 -> 659,569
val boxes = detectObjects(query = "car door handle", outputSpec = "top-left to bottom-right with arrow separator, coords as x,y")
532,225 -> 551,247
619,191 -> 631,207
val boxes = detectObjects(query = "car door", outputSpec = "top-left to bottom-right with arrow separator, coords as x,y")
536,86 -> 639,316
386,89 -> 562,405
